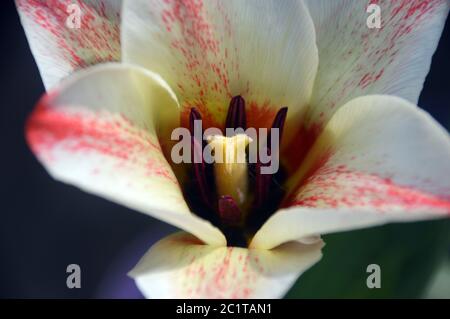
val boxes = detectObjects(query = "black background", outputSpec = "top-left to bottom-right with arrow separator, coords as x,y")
0,1 -> 449,298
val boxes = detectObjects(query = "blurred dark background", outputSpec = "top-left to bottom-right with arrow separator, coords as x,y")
0,1 -> 449,298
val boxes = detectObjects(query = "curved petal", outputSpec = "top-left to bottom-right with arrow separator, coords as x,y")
122,0 -> 318,129
304,0 -> 449,127
26,63 -> 225,246
16,0 -> 122,89
251,95 -> 450,249
130,232 -> 324,299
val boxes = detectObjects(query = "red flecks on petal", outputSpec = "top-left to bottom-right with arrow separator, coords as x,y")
159,1 -> 285,130
287,161 -> 450,213
361,0 -> 442,79
168,234 -> 265,299
312,0 -> 445,125
282,149 -> 334,207
17,0 -> 120,69
161,1 -> 233,105
179,247 -> 259,299
26,97 -> 178,184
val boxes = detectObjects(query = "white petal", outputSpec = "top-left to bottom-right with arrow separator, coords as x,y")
304,0 -> 449,126
251,95 -> 450,249
122,0 -> 318,130
26,63 -> 225,246
130,232 -> 324,299
16,0 -> 122,89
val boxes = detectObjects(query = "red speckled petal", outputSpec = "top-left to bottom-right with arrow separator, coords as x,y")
122,0 -> 318,129
26,63 -> 226,246
303,0 -> 449,129
16,0 -> 122,89
251,95 -> 450,249
129,232 -> 323,299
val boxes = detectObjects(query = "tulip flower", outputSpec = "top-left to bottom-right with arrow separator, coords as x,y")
16,0 -> 450,298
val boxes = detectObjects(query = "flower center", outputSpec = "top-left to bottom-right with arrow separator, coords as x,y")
183,96 -> 288,247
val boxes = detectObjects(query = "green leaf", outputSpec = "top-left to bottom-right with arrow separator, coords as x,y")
286,219 -> 450,298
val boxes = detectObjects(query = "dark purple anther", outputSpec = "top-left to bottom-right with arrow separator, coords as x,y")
225,95 -> 246,134
254,107 -> 288,208
191,136 -> 210,208
218,195 -> 242,226
189,108 -> 211,208
189,107 -> 202,137
267,106 -> 288,147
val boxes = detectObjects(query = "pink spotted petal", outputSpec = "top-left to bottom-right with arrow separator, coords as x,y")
16,0 -> 122,88
251,95 -> 450,249
122,0 -> 318,130
130,232 -> 324,299
26,63 -> 226,246
304,0 -> 449,128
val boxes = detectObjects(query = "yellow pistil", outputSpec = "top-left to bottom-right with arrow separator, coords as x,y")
207,134 -> 252,210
